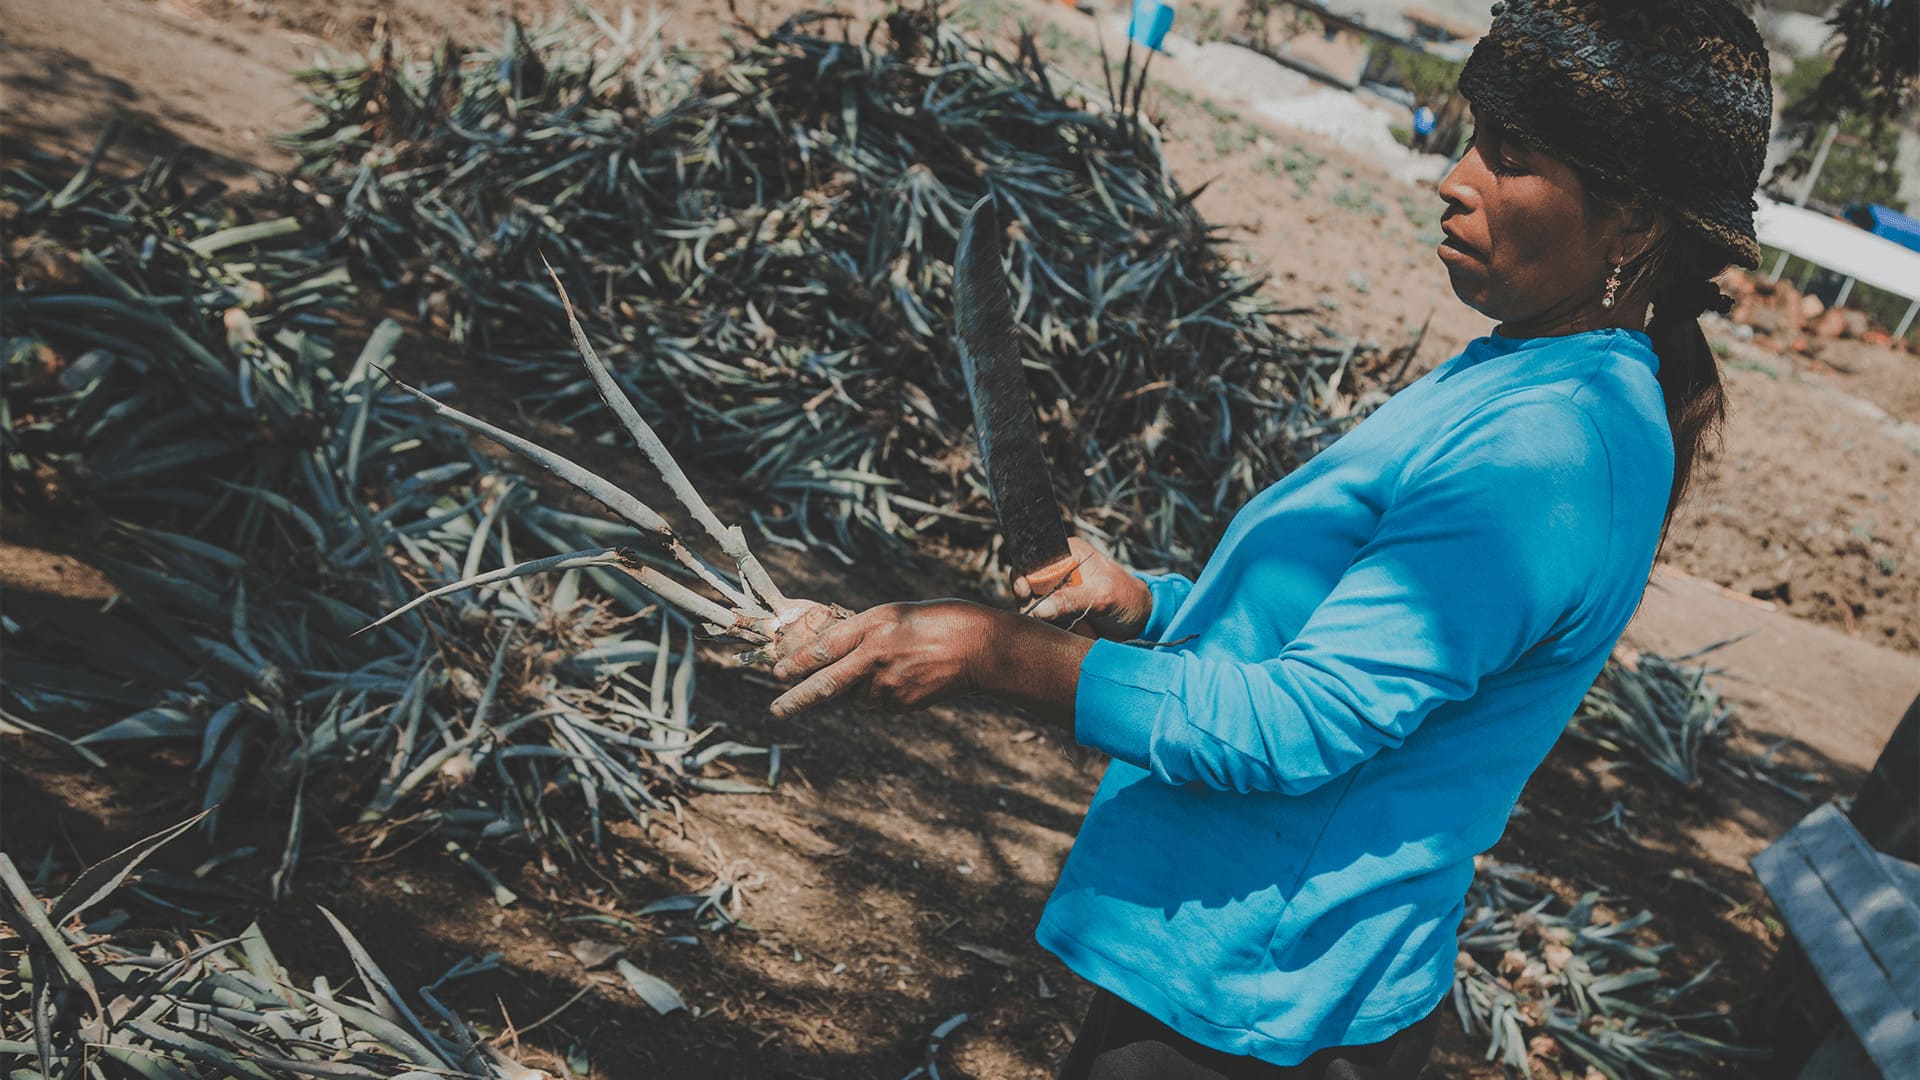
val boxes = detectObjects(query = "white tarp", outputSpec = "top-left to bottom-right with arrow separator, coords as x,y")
1754,195 -> 1920,304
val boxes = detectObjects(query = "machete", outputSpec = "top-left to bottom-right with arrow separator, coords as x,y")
952,194 -> 1082,596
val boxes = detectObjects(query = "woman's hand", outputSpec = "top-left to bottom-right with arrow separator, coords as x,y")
767,600 -> 999,719
765,598 -> 1097,722
1011,537 -> 1153,641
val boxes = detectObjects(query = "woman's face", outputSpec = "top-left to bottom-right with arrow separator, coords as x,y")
1436,116 -> 1622,336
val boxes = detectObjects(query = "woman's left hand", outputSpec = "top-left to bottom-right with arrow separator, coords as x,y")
767,600 -> 1002,719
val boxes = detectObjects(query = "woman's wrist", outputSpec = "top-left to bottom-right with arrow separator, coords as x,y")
1116,575 -> 1154,639
976,608 -> 1098,725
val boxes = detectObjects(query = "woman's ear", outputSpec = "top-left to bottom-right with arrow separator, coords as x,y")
1612,201 -> 1667,266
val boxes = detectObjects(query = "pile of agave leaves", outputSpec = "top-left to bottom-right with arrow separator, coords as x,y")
0,814 -> 548,1079
0,143 -> 775,903
1454,859 -> 1762,1080
285,7 -> 1367,573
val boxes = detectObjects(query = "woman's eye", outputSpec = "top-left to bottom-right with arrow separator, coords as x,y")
1466,127 -> 1525,175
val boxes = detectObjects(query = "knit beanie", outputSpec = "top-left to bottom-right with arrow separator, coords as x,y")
1457,0 -> 1773,268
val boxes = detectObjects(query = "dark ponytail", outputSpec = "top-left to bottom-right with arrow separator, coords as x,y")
1640,232 -> 1735,527
1580,167 -> 1738,530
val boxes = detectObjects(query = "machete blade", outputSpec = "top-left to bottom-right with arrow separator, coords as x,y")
953,194 -> 1076,587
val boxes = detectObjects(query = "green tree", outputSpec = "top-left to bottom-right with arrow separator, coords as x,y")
1775,54 -> 1909,211
1772,0 -> 1919,200
1365,42 -> 1465,107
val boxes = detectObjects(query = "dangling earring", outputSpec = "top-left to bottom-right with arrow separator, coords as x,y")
1601,262 -> 1623,309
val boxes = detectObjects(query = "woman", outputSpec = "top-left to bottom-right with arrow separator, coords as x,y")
770,2 -> 1772,1077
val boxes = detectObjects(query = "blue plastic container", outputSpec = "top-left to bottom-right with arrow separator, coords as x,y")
1129,0 -> 1175,50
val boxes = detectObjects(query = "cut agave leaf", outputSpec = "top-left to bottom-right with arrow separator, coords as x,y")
614,959 -> 686,1015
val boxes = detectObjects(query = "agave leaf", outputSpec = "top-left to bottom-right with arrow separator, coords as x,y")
614,959 -> 685,1015
684,777 -> 769,795
0,853 -> 103,1020
292,985 -> 445,1069
382,375 -> 677,538
75,707 -> 202,746
200,725 -> 247,835
232,1054 -> 385,1078
29,968 -> 56,1077
442,842 -> 518,908
186,217 -> 303,257
544,258 -> 782,612
50,811 -> 211,925
314,907 -> 447,1059
211,480 -> 331,550
0,708 -> 108,767
342,318 -> 406,483
119,1018 -> 280,1080
194,702 -> 243,774
356,548 -> 625,634
648,618 -> 671,722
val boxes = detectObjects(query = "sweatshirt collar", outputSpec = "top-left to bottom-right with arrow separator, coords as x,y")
1460,327 -> 1658,375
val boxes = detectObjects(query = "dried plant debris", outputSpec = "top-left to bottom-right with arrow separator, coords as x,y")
0,815 -> 548,1080
286,9 -> 1365,572
1,146 -> 766,891
1454,858 -> 1762,1079
1569,642 -> 1814,799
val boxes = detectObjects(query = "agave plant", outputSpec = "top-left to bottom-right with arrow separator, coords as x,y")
1569,642 -> 1813,799
1572,648 -> 1733,787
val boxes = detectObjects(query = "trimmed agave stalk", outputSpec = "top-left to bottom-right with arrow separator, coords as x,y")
363,266 -> 826,646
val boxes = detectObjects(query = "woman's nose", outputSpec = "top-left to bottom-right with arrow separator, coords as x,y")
1436,147 -> 1480,212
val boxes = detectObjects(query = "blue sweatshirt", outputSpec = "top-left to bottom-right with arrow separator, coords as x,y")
1037,329 -> 1672,1064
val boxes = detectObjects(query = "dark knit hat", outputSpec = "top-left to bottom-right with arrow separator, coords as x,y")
1458,0 -> 1773,268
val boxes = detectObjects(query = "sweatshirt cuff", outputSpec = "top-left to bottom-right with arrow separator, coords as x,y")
1130,571 -> 1193,642
1074,638 -> 1186,769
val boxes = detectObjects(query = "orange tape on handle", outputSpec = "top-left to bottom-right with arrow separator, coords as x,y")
1024,552 -> 1083,596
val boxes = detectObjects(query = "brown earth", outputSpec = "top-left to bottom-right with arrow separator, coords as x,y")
3,1 -> 1917,1078
1664,335 -> 1920,654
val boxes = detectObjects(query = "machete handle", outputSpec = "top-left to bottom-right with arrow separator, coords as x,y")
1023,552 -> 1083,596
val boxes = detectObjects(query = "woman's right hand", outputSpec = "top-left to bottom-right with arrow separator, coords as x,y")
1010,537 -> 1153,641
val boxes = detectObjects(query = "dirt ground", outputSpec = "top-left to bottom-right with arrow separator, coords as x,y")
1663,335 -> 1920,654
3,1 -> 1918,1078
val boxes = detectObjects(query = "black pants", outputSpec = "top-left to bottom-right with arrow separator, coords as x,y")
1059,990 -> 1439,1080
